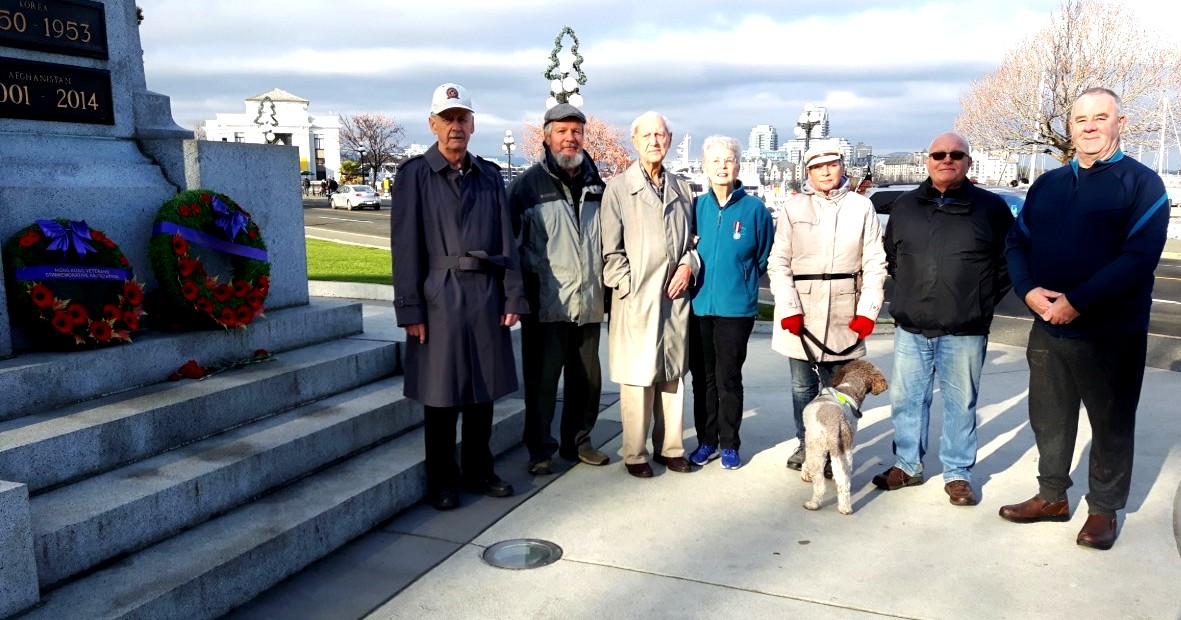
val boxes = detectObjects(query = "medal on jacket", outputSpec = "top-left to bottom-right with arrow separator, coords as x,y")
733,221 -> 742,240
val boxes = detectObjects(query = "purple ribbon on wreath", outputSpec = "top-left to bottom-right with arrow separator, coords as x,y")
211,195 -> 249,241
37,219 -> 96,258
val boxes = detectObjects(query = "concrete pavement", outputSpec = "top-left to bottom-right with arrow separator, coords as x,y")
232,298 -> 1181,620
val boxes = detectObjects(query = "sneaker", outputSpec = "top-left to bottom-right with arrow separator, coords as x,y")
528,459 -> 553,476
688,443 -> 719,466
786,445 -> 806,470
720,448 -> 741,470
576,444 -> 610,466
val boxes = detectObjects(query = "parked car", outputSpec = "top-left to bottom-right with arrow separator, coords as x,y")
981,186 -> 1026,218
330,185 -> 381,210
864,184 -> 919,230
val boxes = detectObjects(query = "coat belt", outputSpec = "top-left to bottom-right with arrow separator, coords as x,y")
794,273 -> 856,281
429,252 -> 505,273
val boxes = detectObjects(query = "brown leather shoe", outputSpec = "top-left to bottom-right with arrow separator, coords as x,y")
872,466 -> 923,491
625,462 -> 653,478
944,480 -> 978,506
998,495 -> 1070,523
661,456 -> 692,473
1076,514 -> 1118,550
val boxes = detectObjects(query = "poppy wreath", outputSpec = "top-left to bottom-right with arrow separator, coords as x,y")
148,190 -> 270,330
3,219 -> 145,349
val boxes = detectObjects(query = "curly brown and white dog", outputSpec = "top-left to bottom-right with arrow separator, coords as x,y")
800,359 -> 889,514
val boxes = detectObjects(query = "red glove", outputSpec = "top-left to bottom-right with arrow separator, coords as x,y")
849,315 -> 875,339
780,314 -> 803,335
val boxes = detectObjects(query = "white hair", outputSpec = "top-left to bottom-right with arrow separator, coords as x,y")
630,111 -> 671,137
702,135 -> 741,162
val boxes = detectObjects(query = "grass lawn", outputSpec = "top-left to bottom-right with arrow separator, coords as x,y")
305,239 -> 391,285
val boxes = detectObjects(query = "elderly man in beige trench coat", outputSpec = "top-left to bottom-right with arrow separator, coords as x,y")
601,111 -> 699,478
768,146 -> 887,471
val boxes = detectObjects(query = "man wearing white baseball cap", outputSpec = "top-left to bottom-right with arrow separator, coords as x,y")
391,83 -> 529,510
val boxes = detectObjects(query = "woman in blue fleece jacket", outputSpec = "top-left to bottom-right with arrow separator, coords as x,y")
686,136 -> 774,470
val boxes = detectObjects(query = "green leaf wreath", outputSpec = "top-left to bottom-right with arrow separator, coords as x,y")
4,219 -> 144,349
148,190 -> 270,330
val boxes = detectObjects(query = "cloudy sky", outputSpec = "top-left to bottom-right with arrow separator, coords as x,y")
138,0 -> 1173,161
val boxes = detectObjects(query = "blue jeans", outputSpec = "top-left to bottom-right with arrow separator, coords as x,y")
890,328 -> 987,483
789,357 -> 848,443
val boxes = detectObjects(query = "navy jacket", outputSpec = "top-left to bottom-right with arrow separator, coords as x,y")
390,144 -> 529,407
1006,150 -> 1168,337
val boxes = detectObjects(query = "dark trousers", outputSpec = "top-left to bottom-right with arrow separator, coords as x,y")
1026,324 -> 1145,517
520,317 -> 603,463
423,402 -> 494,494
789,357 -> 848,442
689,314 -> 756,450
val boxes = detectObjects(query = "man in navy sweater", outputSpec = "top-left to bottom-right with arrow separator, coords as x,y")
1000,87 -> 1170,550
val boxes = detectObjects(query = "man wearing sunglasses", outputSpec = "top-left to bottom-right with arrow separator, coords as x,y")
875,132 -> 1014,508
1001,88 -> 1169,550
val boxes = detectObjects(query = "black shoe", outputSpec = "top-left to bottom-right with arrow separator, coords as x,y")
465,475 -> 514,498
430,489 -> 458,511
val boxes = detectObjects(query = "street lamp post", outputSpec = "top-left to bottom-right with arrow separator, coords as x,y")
502,130 -> 516,182
794,105 -> 823,187
357,147 -> 367,185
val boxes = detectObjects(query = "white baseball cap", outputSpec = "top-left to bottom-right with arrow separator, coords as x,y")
430,83 -> 474,115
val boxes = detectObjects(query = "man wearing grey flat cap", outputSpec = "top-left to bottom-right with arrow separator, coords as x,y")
391,82 -> 529,511
509,102 -> 610,476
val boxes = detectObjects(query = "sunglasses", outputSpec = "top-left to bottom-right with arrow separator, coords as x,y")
929,151 -> 968,161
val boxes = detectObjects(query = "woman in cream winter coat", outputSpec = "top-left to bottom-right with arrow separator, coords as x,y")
768,147 -> 887,470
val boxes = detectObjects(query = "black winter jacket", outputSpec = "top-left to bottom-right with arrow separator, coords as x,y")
884,179 -> 1014,337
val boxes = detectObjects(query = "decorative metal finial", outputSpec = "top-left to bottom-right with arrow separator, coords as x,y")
543,26 -> 587,109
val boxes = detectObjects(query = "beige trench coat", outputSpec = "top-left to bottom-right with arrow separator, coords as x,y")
768,182 -> 887,361
601,162 -> 699,386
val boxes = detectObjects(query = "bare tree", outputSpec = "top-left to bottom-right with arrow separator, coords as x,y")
340,113 -> 406,178
519,114 -> 634,179
956,0 -> 1179,164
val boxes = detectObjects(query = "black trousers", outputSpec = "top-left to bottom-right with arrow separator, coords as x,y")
520,317 -> 603,463
423,402 -> 494,494
1026,324 -> 1146,516
689,314 -> 756,450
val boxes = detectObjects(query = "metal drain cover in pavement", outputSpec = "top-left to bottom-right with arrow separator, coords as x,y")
482,539 -> 563,570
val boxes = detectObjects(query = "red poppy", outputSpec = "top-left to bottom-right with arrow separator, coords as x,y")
66,303 -> 89,325
219,307 -> 238,326
30,284 -> 55,308
51,311 -> 74,334
254,349 -> 270,357
213,285 -> 232,302
171,234 -> 188,256
194,297 -> 213,313
247,228 -> 259,241
246,291 -> 263,310
200,193 -> 211,203
233,280 -> 251,297
177,257 -> 195,277
257,276 -> 269,288
168,359 -> 208,381
123,281 -> 143,306
103,304 -> 121,321
91,229 -> 106,242
122,311 -> 139,331
235,305 -> 253,324
191,202 -> 202,215
88,320 -> 113,341
178,205 -> 191,217
120,255 -> 130,267
181,281 -> 199,301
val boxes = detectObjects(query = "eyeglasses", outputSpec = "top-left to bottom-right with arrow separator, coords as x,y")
929,151 -> 968,161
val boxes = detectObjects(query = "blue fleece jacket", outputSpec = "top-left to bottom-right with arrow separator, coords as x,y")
1005,150 -> 1169,336
691,186 -> 775,318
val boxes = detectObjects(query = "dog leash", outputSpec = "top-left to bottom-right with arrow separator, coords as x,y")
798,326 -> 862,393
